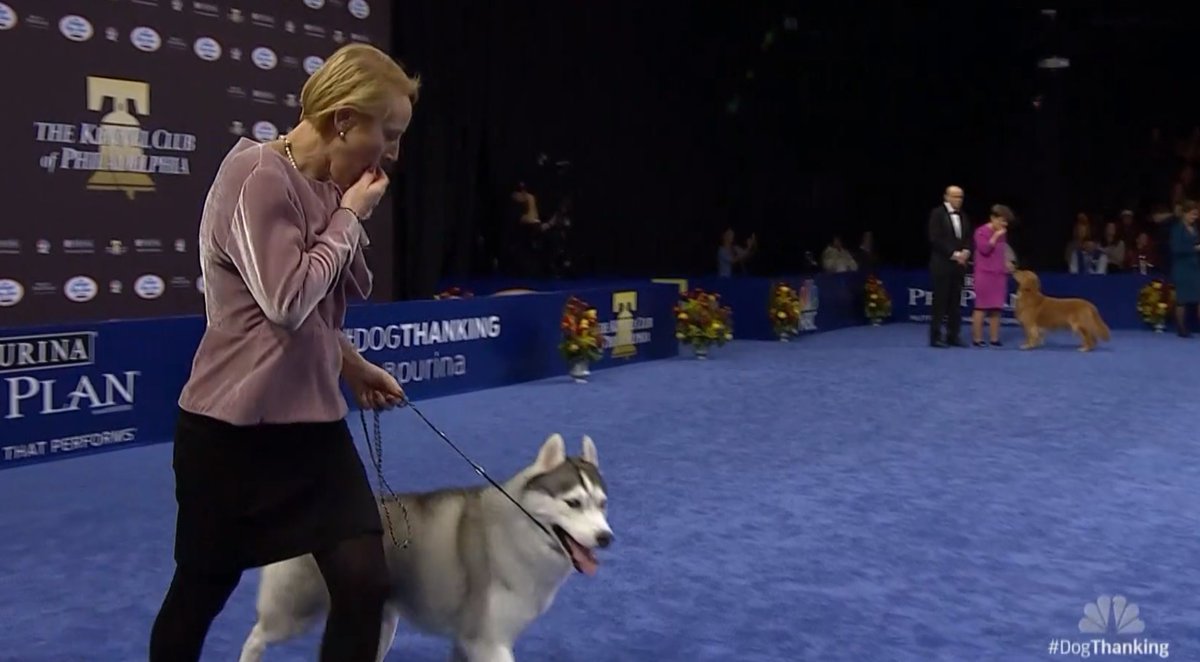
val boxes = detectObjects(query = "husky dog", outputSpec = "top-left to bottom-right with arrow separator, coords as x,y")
238,433 -> 612,662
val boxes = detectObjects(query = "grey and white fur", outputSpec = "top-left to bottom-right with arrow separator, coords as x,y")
238,433 -> 612,662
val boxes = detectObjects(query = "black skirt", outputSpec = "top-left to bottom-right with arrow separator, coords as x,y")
171,409 -> 382,574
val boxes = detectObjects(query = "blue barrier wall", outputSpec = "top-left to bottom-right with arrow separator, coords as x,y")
687,273 -> 865,339
0,283 -> 678,470
442,273 -> 867,340
876,269 -> 1155,330
439,269 -> 1159,336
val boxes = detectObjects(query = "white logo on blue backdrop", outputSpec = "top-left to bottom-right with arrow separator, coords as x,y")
134,275 -> 165,300
63,276 -> 98,303
251,46 -> 278,70
348,0 -> 371,19
0,279 -> 23,306
252,121 -> 279,141
130,26 -> 162,52
303,56 -> 325,75
194,37 -> 221,61
0,3 -> 17,30
59,15 -> 93,42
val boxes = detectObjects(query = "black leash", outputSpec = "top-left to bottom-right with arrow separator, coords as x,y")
359,401 -> 561,548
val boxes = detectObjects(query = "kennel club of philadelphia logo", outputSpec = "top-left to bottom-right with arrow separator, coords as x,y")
33,76 -> 198,200
603,291 -> 654,359
1046,594 -> 1171,658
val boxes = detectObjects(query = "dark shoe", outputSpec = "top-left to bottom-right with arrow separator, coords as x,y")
972,341 -> 987,347
930,340 -> 948,348
990,340 -> 1003,347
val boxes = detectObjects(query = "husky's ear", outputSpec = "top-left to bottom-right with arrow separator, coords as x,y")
581,435 -> 599,468
535,434 -> 566,472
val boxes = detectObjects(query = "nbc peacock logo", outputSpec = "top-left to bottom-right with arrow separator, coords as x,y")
1078,594 -> 1145,635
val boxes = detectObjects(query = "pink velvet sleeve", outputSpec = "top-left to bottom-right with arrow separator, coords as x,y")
975,225 -> 995,256
225,163 -> 362,330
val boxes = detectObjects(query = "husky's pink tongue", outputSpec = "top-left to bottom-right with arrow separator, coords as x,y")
564,536 -> 598,576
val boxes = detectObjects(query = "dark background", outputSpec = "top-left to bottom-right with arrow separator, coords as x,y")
0,0 -> 392,326
4,4 -> 1200,322
393,4 -> 1200,297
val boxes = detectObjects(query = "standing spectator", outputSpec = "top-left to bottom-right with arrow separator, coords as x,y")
855,231 -> 878,273
1169,200 -> 1200,336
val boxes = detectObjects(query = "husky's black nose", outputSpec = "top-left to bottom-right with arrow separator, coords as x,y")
595,532 -> 613,549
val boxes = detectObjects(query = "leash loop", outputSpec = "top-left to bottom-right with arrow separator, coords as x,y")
360,407 -> 411,548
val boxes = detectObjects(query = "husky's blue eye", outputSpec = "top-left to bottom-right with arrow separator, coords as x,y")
565,499 -> 582,509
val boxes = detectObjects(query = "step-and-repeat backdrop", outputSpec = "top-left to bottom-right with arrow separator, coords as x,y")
0,0 -> 393,326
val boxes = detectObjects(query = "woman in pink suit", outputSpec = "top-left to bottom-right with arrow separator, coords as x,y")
971,204 -> 1015,346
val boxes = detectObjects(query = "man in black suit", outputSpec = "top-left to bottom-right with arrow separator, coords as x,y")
928,185 -> 972,347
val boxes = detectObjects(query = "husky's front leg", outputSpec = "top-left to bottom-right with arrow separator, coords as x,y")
374,605 -> 401,662
451,640 -> 515,662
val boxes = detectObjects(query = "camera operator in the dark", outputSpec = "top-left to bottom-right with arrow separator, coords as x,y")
544,195 -> 573,277
508,151 -> 575,278
510,183 -> 547,278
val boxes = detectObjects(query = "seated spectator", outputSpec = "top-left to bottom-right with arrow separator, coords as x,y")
1157,205 -> 1179,276
1125,231 -> 1158,274
821,235 -> 858,273
717,228 -> 755,277
1100,221 -> 1126,272
1118,209 -> 1139,247
1064,213 -> 1092,268
1069,240 -> 1108,275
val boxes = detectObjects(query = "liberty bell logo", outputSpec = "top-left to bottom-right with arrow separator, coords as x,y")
86,76 -> 155,200
611,291 -> 638,359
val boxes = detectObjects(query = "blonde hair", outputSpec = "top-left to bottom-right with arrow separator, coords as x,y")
299,43 -> 420,132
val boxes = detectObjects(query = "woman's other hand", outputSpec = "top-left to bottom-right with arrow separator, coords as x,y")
346,361 -> 405,410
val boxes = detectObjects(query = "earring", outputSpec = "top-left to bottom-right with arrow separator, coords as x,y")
338,129 -> 347,140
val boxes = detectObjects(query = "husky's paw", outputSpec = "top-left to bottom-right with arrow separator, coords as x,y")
451,640 -> 515,662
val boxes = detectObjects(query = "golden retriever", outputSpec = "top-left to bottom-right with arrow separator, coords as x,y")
1012,270 -> 1111,351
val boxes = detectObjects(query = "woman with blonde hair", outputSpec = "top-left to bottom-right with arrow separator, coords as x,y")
149,44 -> 418,661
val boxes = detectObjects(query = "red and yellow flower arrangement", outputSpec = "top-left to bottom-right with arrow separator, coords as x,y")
434,286 -> 473,300
767,282 -> 801,340
1137,279 -> 1174,330
864,275 -> 892,325
558,296 -> 603,364
673,288 -> 733,353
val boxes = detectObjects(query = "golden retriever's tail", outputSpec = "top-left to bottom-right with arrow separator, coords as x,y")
1091,307 -> 1111,341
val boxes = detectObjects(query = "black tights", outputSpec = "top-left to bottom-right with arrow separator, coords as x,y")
149,534 -> 389,661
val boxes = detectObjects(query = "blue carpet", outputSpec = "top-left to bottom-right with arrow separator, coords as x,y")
1,325 -> 1198,661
